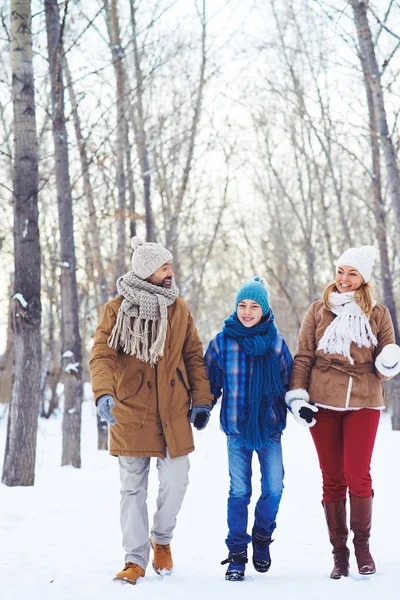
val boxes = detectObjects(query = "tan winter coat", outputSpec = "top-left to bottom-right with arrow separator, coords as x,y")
90,296 -> 213,458
290,300 -> 395,409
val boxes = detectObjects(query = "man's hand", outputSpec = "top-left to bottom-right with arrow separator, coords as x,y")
188,405 -> 211,430
97,394 -> 116,425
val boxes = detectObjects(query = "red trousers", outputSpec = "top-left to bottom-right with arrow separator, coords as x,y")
310,408 -> 380,503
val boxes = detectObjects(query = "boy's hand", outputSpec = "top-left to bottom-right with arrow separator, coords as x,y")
188,405 -> 211,430
290,399 -> 318,428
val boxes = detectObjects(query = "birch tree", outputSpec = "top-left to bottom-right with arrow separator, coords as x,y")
2,0 -> 41,486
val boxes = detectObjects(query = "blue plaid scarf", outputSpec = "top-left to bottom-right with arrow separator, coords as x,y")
223,310 -> 285,449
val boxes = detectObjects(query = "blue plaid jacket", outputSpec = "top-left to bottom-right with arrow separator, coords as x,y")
204,331 -> 293,436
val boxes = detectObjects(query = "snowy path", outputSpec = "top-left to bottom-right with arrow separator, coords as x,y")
1,402 -> 399,600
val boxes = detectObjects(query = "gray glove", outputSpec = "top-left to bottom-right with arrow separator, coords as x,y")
188,404 -> 211,430
97,394 -> 116,425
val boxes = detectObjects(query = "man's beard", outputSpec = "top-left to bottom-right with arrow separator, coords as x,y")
149,275 -> 172,288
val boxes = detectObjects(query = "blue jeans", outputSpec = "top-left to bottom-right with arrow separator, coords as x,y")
226,435 -> 284,553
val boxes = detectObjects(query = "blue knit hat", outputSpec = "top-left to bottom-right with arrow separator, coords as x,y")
235,277 -> 269,315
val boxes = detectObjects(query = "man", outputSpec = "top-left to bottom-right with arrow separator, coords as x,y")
90,236 -> 213,585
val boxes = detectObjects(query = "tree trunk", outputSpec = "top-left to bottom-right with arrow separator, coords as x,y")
125,105 -> 137,240
129,0 -> 155,242
2,0 -> 42,487
45,0 -> 83,466
164,0 -> 207,284
351,0 -> 400,429
64,59 -> 109,309
104,0 -> 127,286
365,85 -> 399,338
351,1 -> 400,236
64,60 -> 109,450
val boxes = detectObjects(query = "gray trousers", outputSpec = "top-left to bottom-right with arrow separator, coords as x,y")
118,449 -> 190,569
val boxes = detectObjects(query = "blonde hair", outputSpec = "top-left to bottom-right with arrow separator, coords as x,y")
322,281 -> 374,317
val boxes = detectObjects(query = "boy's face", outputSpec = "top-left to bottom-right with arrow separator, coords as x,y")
237,299 -> 263,328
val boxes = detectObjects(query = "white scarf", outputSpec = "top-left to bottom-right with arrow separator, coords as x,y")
317,291 -> 377,362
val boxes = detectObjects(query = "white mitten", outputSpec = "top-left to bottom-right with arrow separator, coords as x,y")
375,343 -> 400,377
290,399 -> 318,428
285,388 -> 318,428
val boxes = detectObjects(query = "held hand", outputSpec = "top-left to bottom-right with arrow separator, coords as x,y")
290,399 -> 318,428
188,405 -> 211,431
375,343 -> 400,377
97,394 -> 117,426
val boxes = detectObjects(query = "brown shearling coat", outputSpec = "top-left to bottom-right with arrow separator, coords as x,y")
90,295 -> 213,458
290,300 -> 395,409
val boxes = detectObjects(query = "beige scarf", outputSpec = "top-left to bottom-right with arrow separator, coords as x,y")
107,271 -> 179,365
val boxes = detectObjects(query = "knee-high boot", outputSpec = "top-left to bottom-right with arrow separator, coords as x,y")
349,494 -> 376,575
323,500 -> 350,579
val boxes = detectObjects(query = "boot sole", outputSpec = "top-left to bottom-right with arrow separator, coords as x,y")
358,568 -> 376,575
113,576 -> 142,585
225,574 -> 245,581
253,559 -> 271,573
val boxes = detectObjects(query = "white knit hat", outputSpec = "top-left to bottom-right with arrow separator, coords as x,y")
335,245 -> 376,283
131,237 -> 173,280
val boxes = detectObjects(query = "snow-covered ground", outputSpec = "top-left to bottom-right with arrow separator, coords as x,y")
1,400 -> 399,600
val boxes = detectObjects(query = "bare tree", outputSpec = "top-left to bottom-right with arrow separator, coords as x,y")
45,0 -> 83,467
103,0 -> 127,286
351,0 -> 400,428
2,0 -> 42,487
129,0 -> 155,242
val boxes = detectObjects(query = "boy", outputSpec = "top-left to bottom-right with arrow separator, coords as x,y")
204,277 -> 292,581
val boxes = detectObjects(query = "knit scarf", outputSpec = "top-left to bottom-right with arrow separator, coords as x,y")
317,291 -> 377,362
223,310 -> 285,450
107,271 -> 179,365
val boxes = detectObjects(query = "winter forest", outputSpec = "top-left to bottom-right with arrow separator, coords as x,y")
1,1 -> 400,597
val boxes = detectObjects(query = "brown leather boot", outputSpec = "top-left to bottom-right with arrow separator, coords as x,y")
323,500 -> 350,579
151,539 -> 173,575
114,562 -> 145,585
350,494 -> 376,575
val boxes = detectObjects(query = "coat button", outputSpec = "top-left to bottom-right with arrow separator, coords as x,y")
147,381 -> 152,388
171,379 -> 175,386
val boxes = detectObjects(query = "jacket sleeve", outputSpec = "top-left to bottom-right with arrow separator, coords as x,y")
279,338 -> 293,392
374,306 -> 396,381
89,303 -> 119,403
182,309 -> 213,408
290,303 -> 317,391
204,338 -> 223,406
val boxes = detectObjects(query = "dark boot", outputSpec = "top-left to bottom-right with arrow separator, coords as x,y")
251,531 -> 273,573
323,500 -> 350,579
350,494 -> 376,575
221,549 -> 248,581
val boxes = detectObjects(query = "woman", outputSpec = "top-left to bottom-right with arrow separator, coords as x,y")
286,246 -> 400,579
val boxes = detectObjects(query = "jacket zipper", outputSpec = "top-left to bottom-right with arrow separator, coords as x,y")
345,355 -> 355,408
155,363 -> 163,428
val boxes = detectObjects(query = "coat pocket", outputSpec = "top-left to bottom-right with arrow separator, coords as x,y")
117,370 -> 144,402
177,366 -> 191,394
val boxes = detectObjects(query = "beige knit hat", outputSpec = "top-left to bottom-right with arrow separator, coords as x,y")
336,245 -> 376,283
131,237 -> 173,280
